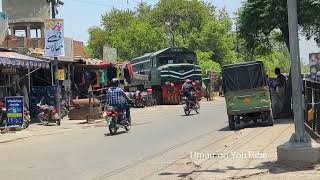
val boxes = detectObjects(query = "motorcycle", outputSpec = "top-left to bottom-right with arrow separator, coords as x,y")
0,102 -> 7,127
37,98 -> 61,126
22,110 -> 31,129
133,91 -> 146,108
134,96 -> 146,108
104,106 -> 131,135
60,100 -> 69,118
182,91 -> 200,116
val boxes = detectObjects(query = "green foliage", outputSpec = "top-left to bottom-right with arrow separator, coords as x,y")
87,27 -> 107,59
196,51 -> 221,76
301,61 -> 310,74
84,46 -> 92,58
238,0 -> 320,55
257,48 -> 291,73
86,0 -> 297,74
255,34 -> 291,73
87,0 -> 238,67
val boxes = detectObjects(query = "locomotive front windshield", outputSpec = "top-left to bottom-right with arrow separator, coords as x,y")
158,53 -> 196,67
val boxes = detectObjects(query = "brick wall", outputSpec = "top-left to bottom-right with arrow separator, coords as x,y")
73,40 -> 85,58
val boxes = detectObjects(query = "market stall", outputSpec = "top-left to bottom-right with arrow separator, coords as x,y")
0,48 -> 50,127
68,62 -> 133,120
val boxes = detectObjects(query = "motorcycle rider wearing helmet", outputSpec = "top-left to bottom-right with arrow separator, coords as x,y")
182,79 -> 197,104
107,78 -> 132,123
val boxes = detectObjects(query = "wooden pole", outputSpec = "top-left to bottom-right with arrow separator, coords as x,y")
87,85 -> 93,123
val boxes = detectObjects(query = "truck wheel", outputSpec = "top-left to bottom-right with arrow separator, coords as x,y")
267,111 -> 274,126
228,115 -> 235,130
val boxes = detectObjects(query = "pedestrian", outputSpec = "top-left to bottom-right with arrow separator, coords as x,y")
274,68 -> 286,100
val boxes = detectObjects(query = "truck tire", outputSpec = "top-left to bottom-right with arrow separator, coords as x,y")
228,115 -> 235,130
267,111 -> 274,126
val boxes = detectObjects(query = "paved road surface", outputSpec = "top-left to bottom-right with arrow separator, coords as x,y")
0,100 -> 230,180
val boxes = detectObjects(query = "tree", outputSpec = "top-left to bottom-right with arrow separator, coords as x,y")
196,51 -> 221,76
152,0 -> 215,47
236,0 -> 320,117
238,0 -> 320,56
87,27 -> 107,59
136,1 -> 152,18
301,61 -> 309,73
87,0 -> 239,66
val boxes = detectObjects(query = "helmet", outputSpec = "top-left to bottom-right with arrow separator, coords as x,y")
185,79 -> 192,84
110,78 -> 119,87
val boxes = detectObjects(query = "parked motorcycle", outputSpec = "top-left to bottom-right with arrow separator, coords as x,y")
134,91 -> 146,108
60,100 -> 69,118
22,110 -> 31,129
104,106 -> 131,135
0,102 -> 7,127
182,91 -> 200,116
37,98 -> 61,126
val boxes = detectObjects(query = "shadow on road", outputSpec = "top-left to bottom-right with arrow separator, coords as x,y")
180,113 -> 198,117
158,161 -> 318,179
219,118 -> 293,132
104,131 -> 129,137
34,123 -> 59,127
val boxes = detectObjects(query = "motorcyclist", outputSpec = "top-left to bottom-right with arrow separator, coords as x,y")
106,78 -> 132,124
182,79 -> 197,105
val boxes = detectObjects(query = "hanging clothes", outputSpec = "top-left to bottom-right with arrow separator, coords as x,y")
120,66 -> 125,80
79,73 -> 85,85
116,66 -> 121,79
124,67 -> 131,84
99,69 -> 108,85
84,71 -> 97,85
127,64 -> 133,77
93,71 -> 100,88
74,71 -> 82,84
108,64 -> 117,80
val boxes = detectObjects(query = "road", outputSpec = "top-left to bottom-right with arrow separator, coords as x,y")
0,99 -> 232,180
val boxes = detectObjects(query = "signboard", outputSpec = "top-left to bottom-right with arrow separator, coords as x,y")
57,69 -> 65,81
309,53 -> 320,80
59,37 -> 74,62
45,19 -> 65,57
5,96 -> 24,126
103,47 -> 117,62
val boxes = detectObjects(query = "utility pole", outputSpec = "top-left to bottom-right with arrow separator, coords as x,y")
277,0 -> 320,164
50,0 -> 63,119
287,0 -> 310,143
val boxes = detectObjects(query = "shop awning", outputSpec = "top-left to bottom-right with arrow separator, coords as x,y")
0,49 -> 50,69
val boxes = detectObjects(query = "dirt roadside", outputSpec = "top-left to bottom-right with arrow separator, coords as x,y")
150,120 -> 320,180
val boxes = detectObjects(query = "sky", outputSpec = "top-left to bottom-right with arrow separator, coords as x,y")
0,0 -> 319,62
58,0 -> 243,43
